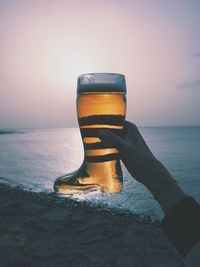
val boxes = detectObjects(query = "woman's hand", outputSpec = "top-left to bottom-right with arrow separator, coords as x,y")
98,121 -> 186,214
98,121 -> 173,196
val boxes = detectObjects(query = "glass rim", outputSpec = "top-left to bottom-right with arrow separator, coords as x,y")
78,72 -> 125,79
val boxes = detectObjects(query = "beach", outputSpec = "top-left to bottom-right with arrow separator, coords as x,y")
0,183 -> 184,267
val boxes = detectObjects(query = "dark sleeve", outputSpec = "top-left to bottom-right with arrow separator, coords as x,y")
161,196 -> 200,258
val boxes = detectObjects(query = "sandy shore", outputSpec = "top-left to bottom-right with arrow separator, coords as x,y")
0,183 -> 184,267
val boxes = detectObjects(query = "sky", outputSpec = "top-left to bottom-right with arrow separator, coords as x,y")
0,0 -> 200,128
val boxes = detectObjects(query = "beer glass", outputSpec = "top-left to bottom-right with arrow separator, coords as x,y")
54,73 -> 127,194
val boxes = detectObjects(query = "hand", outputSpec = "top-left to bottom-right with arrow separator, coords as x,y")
97,121 -> 174,196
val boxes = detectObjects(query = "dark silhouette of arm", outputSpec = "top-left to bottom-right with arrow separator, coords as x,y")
98,121 -> 200,265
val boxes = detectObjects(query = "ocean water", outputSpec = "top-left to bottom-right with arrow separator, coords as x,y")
0,127 -> 200,220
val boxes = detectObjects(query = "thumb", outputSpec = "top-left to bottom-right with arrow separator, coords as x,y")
97,129 -> 126,152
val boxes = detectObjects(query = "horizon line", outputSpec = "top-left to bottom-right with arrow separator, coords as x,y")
1,125 -> 200,130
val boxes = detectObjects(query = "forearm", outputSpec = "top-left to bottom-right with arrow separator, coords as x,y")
161,196 -> 200,261
142,160 -> 187,214
142,162 -> 200,260
154,180 -> 187,214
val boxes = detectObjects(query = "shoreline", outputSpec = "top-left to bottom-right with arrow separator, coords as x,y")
0,183 -> 184,266
0,183 -> 160,223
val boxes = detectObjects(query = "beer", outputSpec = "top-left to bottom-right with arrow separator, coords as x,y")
54,73 -> 127,194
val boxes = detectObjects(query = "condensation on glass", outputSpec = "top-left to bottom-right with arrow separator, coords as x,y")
54,73 -> 127,194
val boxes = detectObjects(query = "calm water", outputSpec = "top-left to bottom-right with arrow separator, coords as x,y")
0,127 -> 200,220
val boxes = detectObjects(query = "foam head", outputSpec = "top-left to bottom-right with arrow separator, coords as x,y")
77,73 -> 126,94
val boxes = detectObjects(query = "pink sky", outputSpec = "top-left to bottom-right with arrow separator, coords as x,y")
0,0 -> 200,128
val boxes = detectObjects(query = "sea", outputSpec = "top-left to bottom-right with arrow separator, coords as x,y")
0,127 -> 200,220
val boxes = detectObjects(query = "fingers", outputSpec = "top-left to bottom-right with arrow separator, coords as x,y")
97,128 -> 148,179
97,129 -> 125,151
97,122 -> 159,184
97,129 -> 134,166
97,122 -> 140,153
97,128 -> 140,161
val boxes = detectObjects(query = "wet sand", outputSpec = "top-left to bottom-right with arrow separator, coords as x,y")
0,183 -> 184,267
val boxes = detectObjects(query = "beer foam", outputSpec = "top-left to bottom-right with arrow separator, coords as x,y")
77,83 -> 126,94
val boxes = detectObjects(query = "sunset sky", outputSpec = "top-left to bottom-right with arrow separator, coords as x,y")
0,0 -> 200,128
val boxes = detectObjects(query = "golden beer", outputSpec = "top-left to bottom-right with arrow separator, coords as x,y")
54,73 -> 127,194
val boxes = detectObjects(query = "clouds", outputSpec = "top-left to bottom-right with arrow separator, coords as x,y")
192,52 -> 200,58
177,79 -> 200,90
176,52 -> 200,89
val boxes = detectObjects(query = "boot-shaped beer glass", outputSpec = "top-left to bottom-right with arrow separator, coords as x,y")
54,73 -> 127,194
